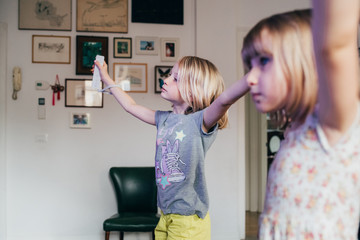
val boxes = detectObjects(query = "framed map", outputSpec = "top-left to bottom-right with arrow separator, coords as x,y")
77,0 -> 128,33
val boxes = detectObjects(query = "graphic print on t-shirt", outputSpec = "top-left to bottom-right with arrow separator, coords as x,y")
156,131 -> 186,189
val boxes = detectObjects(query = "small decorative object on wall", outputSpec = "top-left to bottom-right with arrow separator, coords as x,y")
132,0 -> 183,25
50,74 -> 65,105
154,65 -> 172,93
114,38 -> 132,58
113,63 -> 148,93
19,0 -> 72,31
32,35 -> 71,64
135,36 -> 159,55
70,112 -> 91,129
160,38 -> 180,62
65,79 -> 103,108
77,0 -> 128,33
76,36 -> 108,75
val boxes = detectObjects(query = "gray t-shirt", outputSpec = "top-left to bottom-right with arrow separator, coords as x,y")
155,109 -> 218,219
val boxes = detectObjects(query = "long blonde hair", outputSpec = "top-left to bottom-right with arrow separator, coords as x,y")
177,56 -> 229,129
242,9 -> 317,128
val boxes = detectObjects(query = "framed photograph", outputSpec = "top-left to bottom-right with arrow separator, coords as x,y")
32,35 -> 71,64
135,36 -> 159,55
19,0 -> 72,31
132,0 -> 183,25
154,65 -> 172,93
65,79 -> 103,108
76,36 -> 108,75
77,0 -> 128,33
160,38 -> 180,62
70,112 -> 91,129
113,63 -> 148,93
114,38 -> 132,58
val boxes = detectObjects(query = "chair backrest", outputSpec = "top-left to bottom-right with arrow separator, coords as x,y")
109,167 -> 157,214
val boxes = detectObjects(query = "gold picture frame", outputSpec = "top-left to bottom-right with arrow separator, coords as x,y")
76,0 -> 128,33
19,0 -> 72,31
113,63 -> 148,93
32,35 -> 71,64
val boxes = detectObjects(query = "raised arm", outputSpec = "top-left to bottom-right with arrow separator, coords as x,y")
203,74 -> 250,131
95,60 -> 156,125
312,0 -> 360,144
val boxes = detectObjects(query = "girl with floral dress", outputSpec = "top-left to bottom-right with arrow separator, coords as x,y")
241,0 -> 360,238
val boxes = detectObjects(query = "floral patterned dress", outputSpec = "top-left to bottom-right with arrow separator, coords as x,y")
259,104 -> 360,240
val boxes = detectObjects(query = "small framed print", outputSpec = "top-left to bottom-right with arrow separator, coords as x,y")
19,0 -> 72,31
70,112 -> 91,129
135,36 -> 159,55
154,65 -> 172,93
114,38 -> 132,58
160,38 -> 179,62
32,35 -> 71,64
113,63 -> 148,93
76,36 -> 108,75
65,79 -> 103,108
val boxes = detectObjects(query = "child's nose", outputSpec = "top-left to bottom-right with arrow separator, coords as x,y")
246,68 -> 259,86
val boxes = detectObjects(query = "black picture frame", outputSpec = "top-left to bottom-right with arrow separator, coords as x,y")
76,36 -> 108,75
154,65 -> 172,93
65,79 -> 103,108
114,37 -> 132,58
131,0 -> 183,25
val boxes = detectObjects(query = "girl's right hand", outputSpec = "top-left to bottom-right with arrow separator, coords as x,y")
94,60 -> 115,86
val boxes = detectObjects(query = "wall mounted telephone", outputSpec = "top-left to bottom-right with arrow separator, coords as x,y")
12,66 -> 21,100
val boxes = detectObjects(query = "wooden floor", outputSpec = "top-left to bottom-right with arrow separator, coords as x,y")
245,211 -> 260,240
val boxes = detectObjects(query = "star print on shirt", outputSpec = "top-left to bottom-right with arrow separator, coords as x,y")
175,130 -> 186,141
160,175 -> 171,189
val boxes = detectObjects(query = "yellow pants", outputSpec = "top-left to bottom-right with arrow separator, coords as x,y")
155,212 -> 211,240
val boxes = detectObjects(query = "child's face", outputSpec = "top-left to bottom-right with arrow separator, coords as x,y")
160,63 -> 186,105
246,29 -> 289,113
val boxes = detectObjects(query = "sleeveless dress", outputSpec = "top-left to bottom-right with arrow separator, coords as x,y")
259,104 -> 360,240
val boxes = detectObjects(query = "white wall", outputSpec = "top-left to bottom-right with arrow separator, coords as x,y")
0,21 -> 8,240
0,0 -> 312,240
196,0 -> 244,238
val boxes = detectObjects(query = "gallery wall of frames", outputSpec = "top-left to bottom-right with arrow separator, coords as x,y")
18,0 -> 184,128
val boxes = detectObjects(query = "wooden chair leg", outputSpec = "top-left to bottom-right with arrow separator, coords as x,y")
120,231 -> 124,240
105,231 -> 110,240
152,230 -> 155,240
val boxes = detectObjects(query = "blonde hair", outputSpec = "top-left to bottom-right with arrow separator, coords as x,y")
177,56 -> 229,129
242,9 -> 318,128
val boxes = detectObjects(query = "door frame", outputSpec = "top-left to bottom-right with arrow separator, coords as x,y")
0,22 -> 7,240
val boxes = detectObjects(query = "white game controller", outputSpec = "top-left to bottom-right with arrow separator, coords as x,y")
92,55 -> 104,90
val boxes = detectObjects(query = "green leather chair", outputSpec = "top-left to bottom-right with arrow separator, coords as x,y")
103,167 -> 160,240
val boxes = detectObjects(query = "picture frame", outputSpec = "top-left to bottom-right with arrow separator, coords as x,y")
76,36 -> 108,75
113,63 -> 148,93
70,112 -> 91,129
135,36 -> 159,55
65,79 -> 103,108
19,0 -> 72,31
131,0 -> 183,25
76,0 -> 128,33
114,38 -> 132,58
32,35 -> 71,64
160,38 -> 180,62
154,65 -> 172,93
